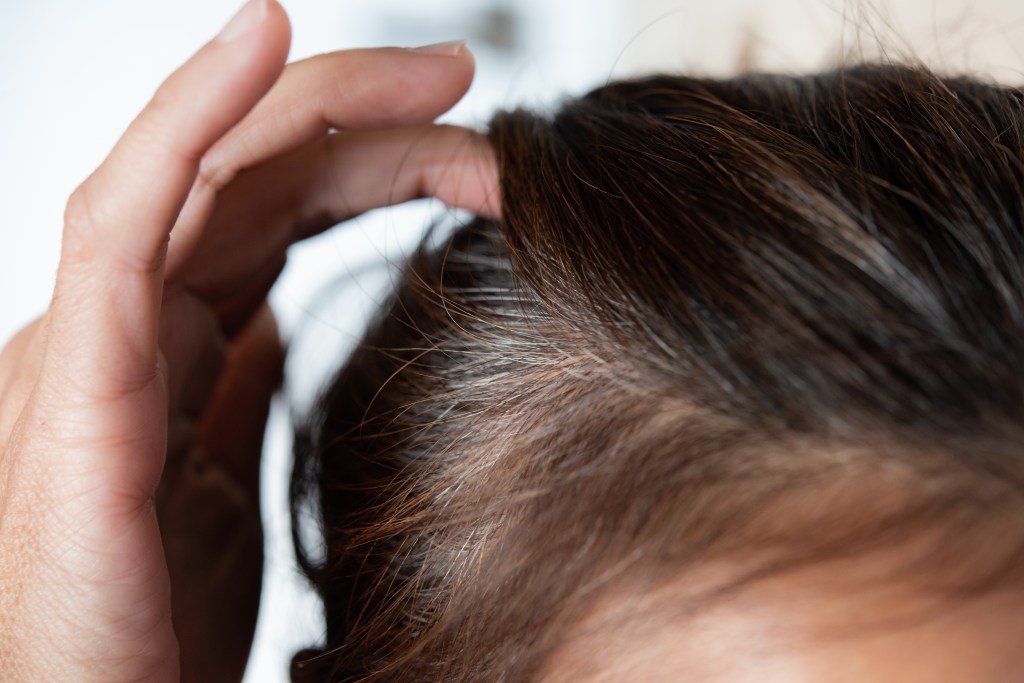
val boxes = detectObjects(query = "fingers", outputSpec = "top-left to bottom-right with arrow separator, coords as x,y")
161,306 -> 277,677
201,44 -> 475,192
181,124 -> 500,303
160,290 -> 227,420
167,44 -> 478,276
216,255 -> 288,338
47,0 -> 291,402
305,123 -> 501,224
63,0 -> 290,277
196,303 -> 283,491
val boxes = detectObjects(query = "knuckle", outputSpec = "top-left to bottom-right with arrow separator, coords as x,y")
61,178 -> 166,277
62,185 -> 103,263
147,80 -> 175,117
195,155 -> 236,196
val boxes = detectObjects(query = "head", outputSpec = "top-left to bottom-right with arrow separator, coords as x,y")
291,64 -> 1024,681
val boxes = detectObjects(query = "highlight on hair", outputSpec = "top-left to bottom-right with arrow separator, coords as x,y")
290,64 -> 1024,680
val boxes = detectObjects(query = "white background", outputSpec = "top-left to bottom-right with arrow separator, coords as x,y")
1,0 -> 1022,680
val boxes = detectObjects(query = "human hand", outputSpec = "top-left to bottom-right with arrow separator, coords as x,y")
0,0 -> 499,680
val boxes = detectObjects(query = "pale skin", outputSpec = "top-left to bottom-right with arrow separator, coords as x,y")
0,0 -> 498,680
542,459 -> 1024,682
1,1 -> 1021,681
547,559 -> 1024,682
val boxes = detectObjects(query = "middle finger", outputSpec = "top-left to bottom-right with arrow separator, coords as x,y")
180,123 -> 499,308
167,44 -> 476,275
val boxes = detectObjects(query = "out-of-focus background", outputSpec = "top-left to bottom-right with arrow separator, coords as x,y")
1,0 -> 1022,680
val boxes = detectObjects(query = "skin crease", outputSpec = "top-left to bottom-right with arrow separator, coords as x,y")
0,0 -> 499,680
4,2 -> 1021,680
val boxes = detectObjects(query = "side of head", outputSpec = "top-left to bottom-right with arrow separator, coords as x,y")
292,65 -> 1024,681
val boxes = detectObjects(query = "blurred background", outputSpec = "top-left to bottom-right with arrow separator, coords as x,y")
1,0 -> 1022,679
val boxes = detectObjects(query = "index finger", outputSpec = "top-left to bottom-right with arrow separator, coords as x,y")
200,44 -> 477,193
165,44 -> 480,276
48,0 -> 291,398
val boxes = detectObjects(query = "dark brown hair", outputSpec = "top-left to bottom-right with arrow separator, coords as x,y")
291,64 -> 1024,681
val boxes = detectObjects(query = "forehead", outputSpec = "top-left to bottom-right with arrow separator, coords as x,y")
543,557 -> 1024,683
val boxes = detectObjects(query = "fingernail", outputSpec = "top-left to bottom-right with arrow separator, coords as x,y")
409,40 -> 467,57
216,0 -> 268,43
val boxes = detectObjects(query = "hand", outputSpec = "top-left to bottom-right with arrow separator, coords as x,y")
0,0 -> 499,680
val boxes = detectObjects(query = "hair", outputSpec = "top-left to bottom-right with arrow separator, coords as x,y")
290,63 -> 1024,681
